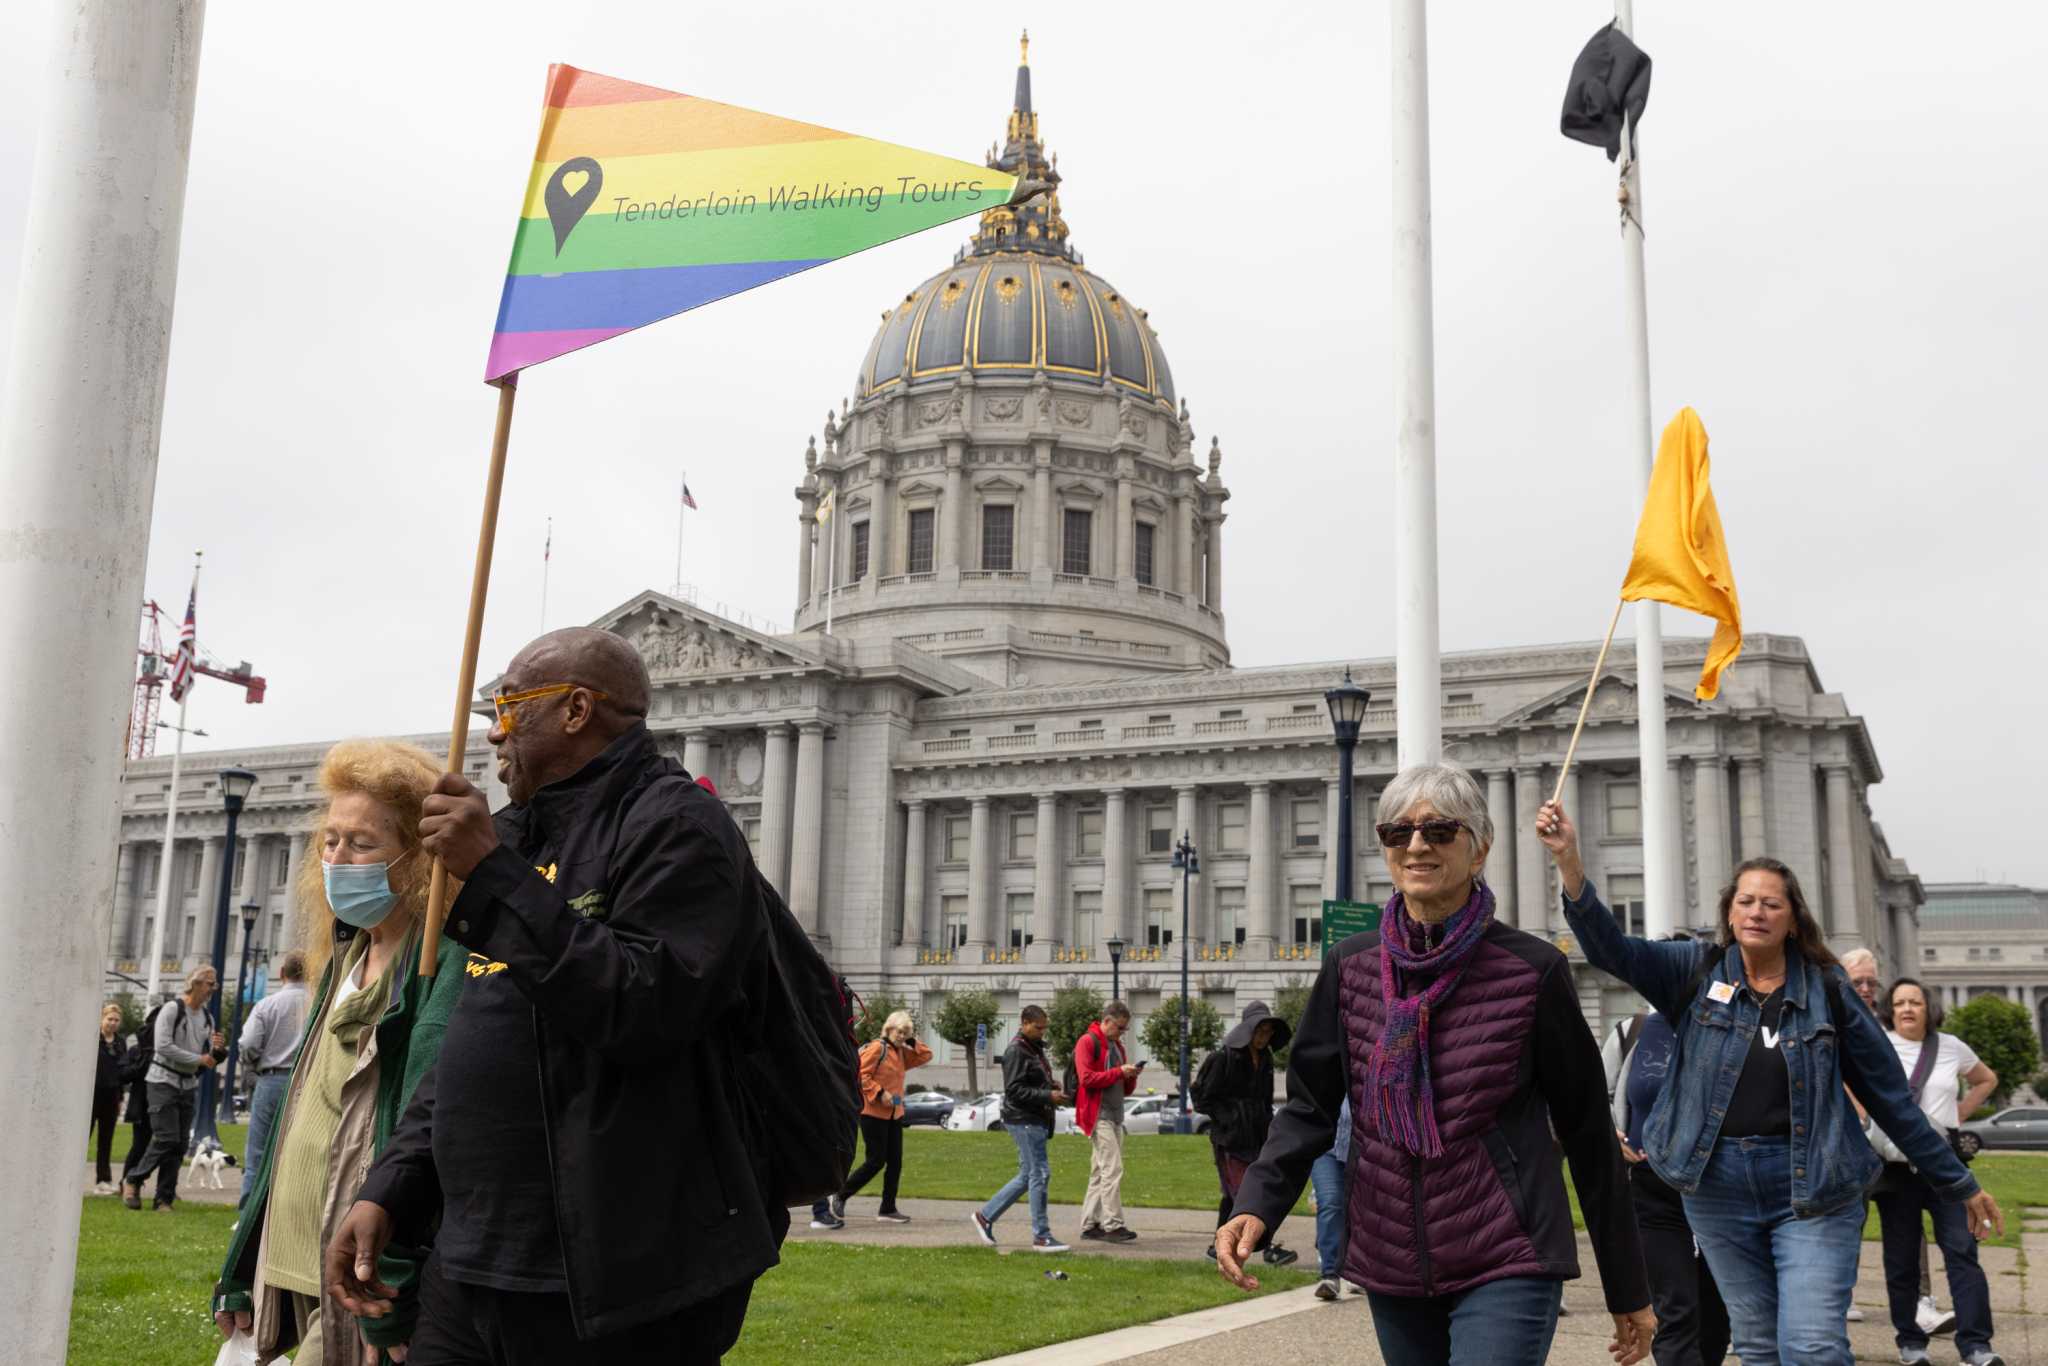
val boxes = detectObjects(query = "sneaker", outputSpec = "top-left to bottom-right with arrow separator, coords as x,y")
1261,1244 -> 1299,1266
875,1210 -> 911,1224
971,1211 -> 997,1247
152,1201 -> 174,1212
1079,1225 -> 1107,1240
829,1194 -> 846,1220
1917,1297 -> 1956,1336
93,1182 -> 113,1196
1961,1352 -> 2004,1366
1032,1235 -> 1070,1253
808,1213 -> 845,1230
1898,1349 -> 1931,1366
1847,1307 -> 1864,1321
121,1183 -> 141,1211
1103,1227 -> 1138,1243
1315,1278 -> 1340,1301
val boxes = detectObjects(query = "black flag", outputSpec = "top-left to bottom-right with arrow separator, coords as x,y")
1560,22 -> 1652,162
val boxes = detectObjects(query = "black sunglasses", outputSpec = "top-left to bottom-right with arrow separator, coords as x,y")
1375,818 -> 1469,849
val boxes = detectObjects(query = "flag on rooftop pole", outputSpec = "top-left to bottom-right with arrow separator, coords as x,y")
681,479 -> 698,511
167,586 -> 197,702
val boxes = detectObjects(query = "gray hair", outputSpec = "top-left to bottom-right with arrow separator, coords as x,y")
1839,948 -> 1879,973
1377,763 -> 1494,866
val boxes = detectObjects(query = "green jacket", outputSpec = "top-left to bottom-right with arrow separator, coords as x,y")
213,924 -> 465,1354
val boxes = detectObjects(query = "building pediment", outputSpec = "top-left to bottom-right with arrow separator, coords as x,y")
1055,478 -> 1103,501
1500,671 -> 1707,727
898,478 -> 944,499
590,591 -> 826,682
972,474 -> 1027,494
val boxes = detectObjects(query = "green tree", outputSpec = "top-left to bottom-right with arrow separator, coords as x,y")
853,991 -> 918,1047
1946,996 -> 2040,1106
933,988 -> 1002,1097
1272,980 -> 1312,1069
1048,984 -> 1107,1066
1142,995 -> 1225,1076
110,991 -> 148,1042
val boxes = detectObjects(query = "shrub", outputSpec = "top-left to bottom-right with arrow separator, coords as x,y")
1048,984 -> 1108,1064
1946,996 -> 2040,1107
1142,995 -> 1225,1069
933,988 -> 1003,1096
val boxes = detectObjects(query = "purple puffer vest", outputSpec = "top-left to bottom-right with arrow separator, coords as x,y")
1339,921 -> 1578,1298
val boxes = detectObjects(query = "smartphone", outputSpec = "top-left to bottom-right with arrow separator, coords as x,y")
1134,1059 -> 1148,1069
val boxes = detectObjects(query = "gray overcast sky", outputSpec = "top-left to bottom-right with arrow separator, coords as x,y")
2,3 -> 2043,884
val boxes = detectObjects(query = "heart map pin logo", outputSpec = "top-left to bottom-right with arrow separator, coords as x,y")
544,156 -> 604,255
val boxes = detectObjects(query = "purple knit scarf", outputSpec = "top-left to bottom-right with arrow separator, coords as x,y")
1367,880 -> 1496,1158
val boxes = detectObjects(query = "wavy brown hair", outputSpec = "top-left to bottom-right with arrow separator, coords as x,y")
1714,856 -> 1838,970
295,739 -> 459,982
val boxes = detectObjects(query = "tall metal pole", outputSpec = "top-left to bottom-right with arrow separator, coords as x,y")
1613,0 -> 1677,937
0,3 -> 206,1353
1335,739 -> 1358,903
193,795 -> 243,1142
146,688 -> 194,999
1174,833 -> 1197,1135
221,904 -> 257,1126
1391,0 -> 1442,769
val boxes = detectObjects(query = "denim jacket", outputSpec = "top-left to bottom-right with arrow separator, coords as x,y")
1562,880 -> 1979,1216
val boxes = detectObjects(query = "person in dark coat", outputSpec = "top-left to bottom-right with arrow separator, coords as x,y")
90,1003 -> 127,1193
1194,999 -> 1297,1266
326,627 -> 784,1364
116,1006 -> 160,1191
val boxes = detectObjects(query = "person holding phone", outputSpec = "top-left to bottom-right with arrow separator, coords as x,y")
1074,1001 -> 1141,1243
830,1010 -> 932,1223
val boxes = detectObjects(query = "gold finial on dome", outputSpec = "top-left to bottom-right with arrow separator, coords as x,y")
1020,29 -> 1030,66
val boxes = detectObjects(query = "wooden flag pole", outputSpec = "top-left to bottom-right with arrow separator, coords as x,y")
421,376 -> 519,976
1550,598 -> 1627,808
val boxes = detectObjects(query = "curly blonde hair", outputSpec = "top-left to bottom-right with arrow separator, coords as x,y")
296,739 -> 459,982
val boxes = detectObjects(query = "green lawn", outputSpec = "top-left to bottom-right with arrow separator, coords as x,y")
70,1197 -> 237,1366
891,1129 -> 1313,1216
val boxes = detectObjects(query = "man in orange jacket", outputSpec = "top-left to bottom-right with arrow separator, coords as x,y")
828,1011 -> 932,1224
1074,1001 -> 1142,1242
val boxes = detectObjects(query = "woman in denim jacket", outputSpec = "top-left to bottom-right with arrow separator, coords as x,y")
1536,799 -> 2002,1366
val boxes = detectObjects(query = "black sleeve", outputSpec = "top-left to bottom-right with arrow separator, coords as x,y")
355,1056 -> 442,1245
1233,949 -> 1348,1230
1534,957 -> 1649,1314
447,800 -> 753,1065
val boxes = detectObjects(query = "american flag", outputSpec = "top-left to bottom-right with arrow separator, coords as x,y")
681,479 -> 698,511
168,588 -> 197,702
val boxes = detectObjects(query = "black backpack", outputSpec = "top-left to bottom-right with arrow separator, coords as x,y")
120,1002 -> 169,1086
731,870 -> 861,1207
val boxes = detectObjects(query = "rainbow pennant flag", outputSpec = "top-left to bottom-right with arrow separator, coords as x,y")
487,65 -> 1019,381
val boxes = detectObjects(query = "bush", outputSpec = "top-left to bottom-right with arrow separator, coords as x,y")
1048,984 -> 1108,1064
1272,981 -> 1312,1069
933,988 -> 1002,1096
109,992 -> 148,1042
853,991 -> 918,1046
1142,995 -> 1225,1068
1946,996 -> 2040,1106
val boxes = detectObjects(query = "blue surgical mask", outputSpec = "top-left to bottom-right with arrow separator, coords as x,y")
323,853 -> 409,929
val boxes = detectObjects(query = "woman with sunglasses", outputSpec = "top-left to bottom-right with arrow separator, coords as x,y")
1213,763 -> 1655,1366
1536,800 -> 2002,1366
212,739 -> 469,1365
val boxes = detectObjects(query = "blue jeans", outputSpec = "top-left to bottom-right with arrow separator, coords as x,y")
1310,1149 -> 1348,1279
1682,1136 -> 1863,1366
240,1072 -> 290,1203
1366,1275 -> 1561,1366
981,1123 -> 1051,1239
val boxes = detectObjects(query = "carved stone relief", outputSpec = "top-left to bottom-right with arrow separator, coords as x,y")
1056,400 -> 1091,427
984,396 -> 1023,421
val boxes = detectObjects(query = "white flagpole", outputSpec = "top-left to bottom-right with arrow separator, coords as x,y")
540,517 -> 551,630
1391,0 -> 1442,768
674,471 -> 687,595
825,505 -> 837,636
1614,0 -> 1677,937
147,552 -> 203,1000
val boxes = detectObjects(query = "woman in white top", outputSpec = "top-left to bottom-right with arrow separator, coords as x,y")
1873,978 -> 2002,1366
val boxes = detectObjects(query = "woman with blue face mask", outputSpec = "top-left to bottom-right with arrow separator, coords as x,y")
212,740 -> 469,1365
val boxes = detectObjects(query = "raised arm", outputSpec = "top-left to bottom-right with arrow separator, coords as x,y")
1538,799 -> 1700,1018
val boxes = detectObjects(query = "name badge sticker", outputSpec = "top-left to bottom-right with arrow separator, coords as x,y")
1707,980 -> 1736,1005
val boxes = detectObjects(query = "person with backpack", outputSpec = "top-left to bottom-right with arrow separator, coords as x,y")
122,964 -> 226,1210
1604,978 -> 1730,1366
1194,999 -> 1297,1268
828,1011 -> 931,1223
1537,798 -> 2001,1366
1072,1000 -> 1140,1243
970,1004 -> 1069,1253
325,628 -> 797,1363
116,999 -> 166,1194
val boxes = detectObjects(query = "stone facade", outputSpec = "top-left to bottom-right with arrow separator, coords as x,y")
1917,882 -> 2048,1042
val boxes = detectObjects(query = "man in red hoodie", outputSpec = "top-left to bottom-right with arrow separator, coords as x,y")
1075,1001 -> 1142,1242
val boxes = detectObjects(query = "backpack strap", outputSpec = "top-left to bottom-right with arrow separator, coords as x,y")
1905,1030 -> 1940,1103
1619,1010 -> 1646,1065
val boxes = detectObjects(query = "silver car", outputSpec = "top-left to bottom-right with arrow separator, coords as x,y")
1959,1106 -> 2048,1154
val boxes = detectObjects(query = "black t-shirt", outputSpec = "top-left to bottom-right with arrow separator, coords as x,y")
1720,987 -> 1792,1139
429,950 -> 566,1292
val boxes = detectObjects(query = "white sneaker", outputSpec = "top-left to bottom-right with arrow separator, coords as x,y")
1917,1296 -> 1956,1336
93,1181 -> 113,1195
1846,1306 -> 1864,1321
1314,1278 -> 1339,1301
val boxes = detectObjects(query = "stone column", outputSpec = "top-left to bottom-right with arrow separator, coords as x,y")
1247,781 -> 1276,952
1890,900 -> 1918,980
1514,767 -> 1545,933
236,833 -> 265,959
966,795 -> 992,953
195,836 -> 224,963
682,733 -> 711,779
1174,784 -> 1200,938
787,723 -> 827,937
1734,756 -> 1766,863
941,441 -> 965,574
869,460 -> 893,581
1102,788 -> 1129,946
1553,766 -> 1580,930
759,723 -> 794,892
795,509 -> 815,609
1204,515 -> 1224,609
1822,763 -> 1858,941
1113,461 -> 1135,580
282,832 -> 309,952
1693,757 -> 1731,921
902,799 -> 928,947
1485,770 -> 1515,922
1175,492 -> 1197,597
1032,443 -> 1054,576
1032,792 -> 1061,954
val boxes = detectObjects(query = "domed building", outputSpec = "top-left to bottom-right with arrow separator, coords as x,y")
98,43 -> 1929,1081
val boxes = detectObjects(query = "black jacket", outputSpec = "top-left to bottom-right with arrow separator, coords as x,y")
95,1034 -> 125,1095
358,725 -> 785,1339
1193,999 -> 1290,1157
999,1031 -> 1057,1130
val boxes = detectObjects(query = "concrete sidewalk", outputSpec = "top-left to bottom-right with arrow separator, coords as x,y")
788,1193 -> 1247,1259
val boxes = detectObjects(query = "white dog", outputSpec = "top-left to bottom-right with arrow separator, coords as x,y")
187,1138 -> 238,1190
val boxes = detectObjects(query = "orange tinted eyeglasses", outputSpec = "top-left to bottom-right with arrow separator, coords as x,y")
491,683 -> 608,733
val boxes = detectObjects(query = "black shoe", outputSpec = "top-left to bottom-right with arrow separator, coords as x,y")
875,1210 -> 910,1224
1204,1244 -> 1217,1260
1080,1225 -> 1107,1240
829,1194 -> 846,1220
1261,1244 -> 1298,1266
1104,1227 -> 1138,1243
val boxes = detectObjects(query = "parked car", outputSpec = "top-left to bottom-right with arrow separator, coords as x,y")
901,1090 -> 957,1127
1960,1107 -> 2048,1154
945,1093 -> 1008,1132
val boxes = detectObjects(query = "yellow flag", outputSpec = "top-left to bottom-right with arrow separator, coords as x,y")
814,489 -> 834,525
1620,407 -> 1743,700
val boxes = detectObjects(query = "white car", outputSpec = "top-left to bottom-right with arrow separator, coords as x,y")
1051,1096 -> 1172,1134
952,1093 -> 1078,1133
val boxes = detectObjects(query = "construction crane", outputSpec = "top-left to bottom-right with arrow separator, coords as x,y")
127,599 -> 266,759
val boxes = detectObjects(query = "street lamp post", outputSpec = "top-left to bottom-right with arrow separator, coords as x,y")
1171,831 -> 1199,1134
1324,670 -> 1373,904
1105,934 -> 1126,1003
220,900 -> 261,1125
193,767 -> 257,1143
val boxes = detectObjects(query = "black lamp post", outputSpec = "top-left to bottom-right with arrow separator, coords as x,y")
1171,831 -> 1199,1134
1324,669 -> 1372,904
193,767 -> 257,1143
1105,934 -> 1126,1003
220,900 -> 261,1124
